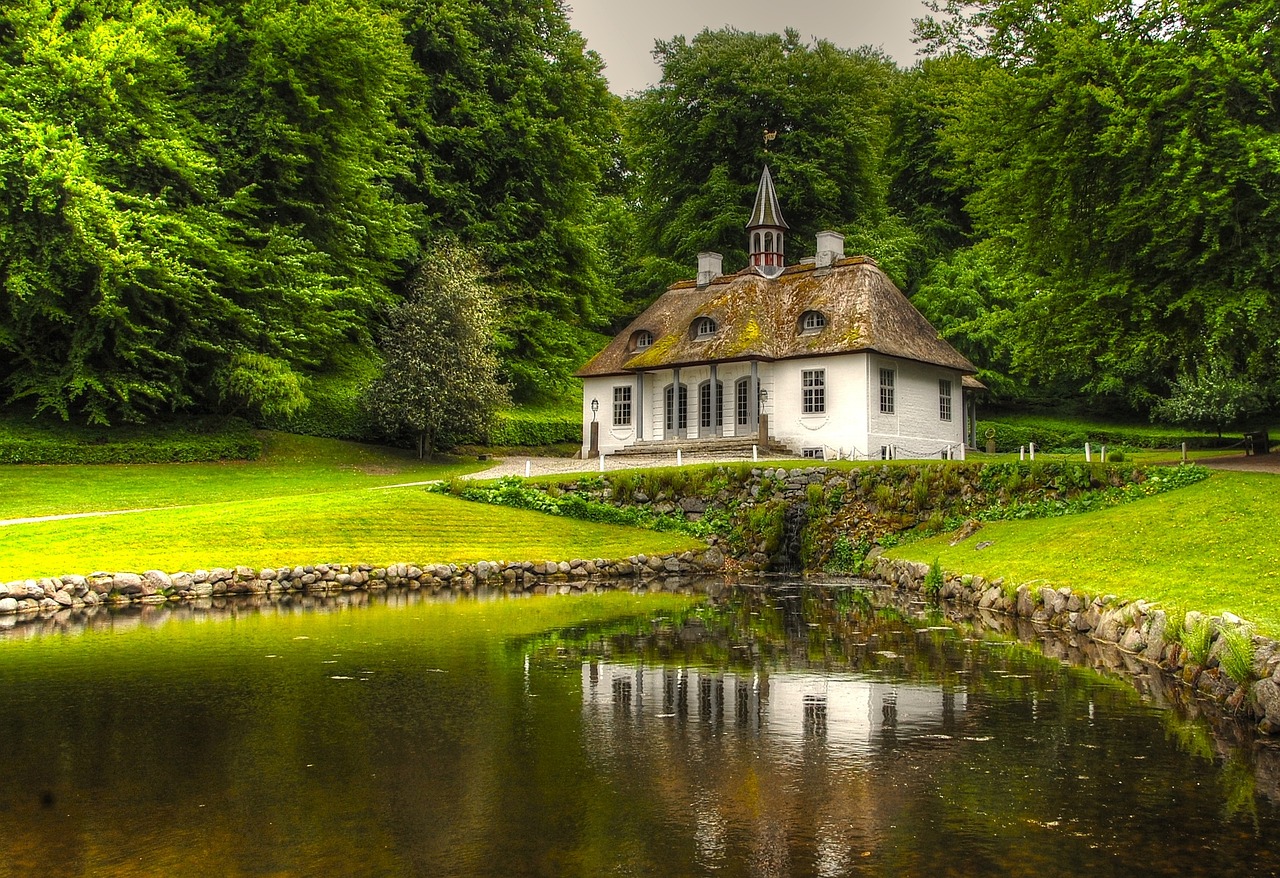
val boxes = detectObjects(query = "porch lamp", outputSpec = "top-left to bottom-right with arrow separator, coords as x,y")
590,398 -> 599,422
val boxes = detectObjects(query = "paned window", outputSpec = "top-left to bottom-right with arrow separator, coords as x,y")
612,386 -> 632,427
693,316 -> 717,339
939,379 -> 953,421
802,369 -> 825,414
736,378 -> 751,426
664,384 -> 688,431
800,311 -> 826,333
879,368 -> 895,414
699,381 -> 723,430
633,330 -> 653,350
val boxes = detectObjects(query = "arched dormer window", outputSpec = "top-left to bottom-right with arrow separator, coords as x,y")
692,316 -> 717,339
631,329 -> 654,351
799,310 -> 827,334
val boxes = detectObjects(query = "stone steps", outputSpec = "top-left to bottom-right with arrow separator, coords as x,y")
608,437 -> 798,461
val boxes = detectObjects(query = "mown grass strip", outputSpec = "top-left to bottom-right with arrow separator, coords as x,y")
886,471 -> 1280,635
0,489 -> 702,580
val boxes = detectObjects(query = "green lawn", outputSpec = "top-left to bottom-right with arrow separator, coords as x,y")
0,488 -> 700,579
886,470 -> 1280,635
0,432 -> 701,579
0,432 -> 490,520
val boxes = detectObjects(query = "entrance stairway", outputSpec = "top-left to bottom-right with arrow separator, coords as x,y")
606,436 -> 799,463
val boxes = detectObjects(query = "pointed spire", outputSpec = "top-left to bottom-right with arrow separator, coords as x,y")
746,165 -> 789,230
747,165 -> 787,278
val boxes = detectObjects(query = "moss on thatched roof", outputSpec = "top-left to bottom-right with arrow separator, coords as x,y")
576,257 -> 977,378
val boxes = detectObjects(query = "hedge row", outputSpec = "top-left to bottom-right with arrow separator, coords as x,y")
0,418 -> 262,465
486,410 -> 580,447
978,419 -> 1232,453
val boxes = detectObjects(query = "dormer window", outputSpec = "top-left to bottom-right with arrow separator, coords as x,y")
800,310 -> 827,334
631,330 -> 654,351
692,316 -> 717,339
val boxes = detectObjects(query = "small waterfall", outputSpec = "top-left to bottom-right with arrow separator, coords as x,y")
773,501 -> 809,573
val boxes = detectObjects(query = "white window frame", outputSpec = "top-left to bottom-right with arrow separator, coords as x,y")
879,368 -> 895,414
802,369 -> 826,415
694,317 -> 717,339
612,386 -> 632,427
800,311 -> 826,333
634,330 -> 653,350
939,379 -> 953,422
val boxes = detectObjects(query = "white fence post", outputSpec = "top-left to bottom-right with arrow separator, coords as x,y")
1085,443 -> 1091,463
677,449 -> 683,467
1101,445 -> 1107,463
1030,442 -> 1036,461
752,444 -> 758,462
1020,446 -> 1025,461
599,453 -> 605,473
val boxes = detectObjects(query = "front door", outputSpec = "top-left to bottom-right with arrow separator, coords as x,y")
664,383 -> 688,439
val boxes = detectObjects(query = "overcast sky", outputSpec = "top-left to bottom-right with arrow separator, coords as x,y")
564,0 -> 933,94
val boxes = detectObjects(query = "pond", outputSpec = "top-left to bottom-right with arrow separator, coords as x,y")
0,583 -> 1277,877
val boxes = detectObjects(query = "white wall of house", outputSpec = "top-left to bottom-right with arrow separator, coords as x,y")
767,354 -> 869,459
866,355 -> 965,460
584,355 -> 965,460
581,375 -> 638,456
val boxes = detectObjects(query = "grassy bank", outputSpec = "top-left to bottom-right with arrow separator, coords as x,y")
0,433 -> 490,520
885,470 -> 1280,635
0,433 -> 700,579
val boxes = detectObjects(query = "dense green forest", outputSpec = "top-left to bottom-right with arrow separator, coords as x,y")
1,0 -> 1276,434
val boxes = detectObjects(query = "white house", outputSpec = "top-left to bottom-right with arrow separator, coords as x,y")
576,166 -> 982,461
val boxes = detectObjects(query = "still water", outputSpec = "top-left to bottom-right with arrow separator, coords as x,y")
0,584 -> 1276,877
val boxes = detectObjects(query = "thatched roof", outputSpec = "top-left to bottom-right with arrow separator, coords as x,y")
576,257 -> 978,378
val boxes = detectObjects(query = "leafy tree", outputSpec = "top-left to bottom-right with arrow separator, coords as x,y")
916,0 -> 1280,411
1151,355 -> 1269,436
623,28 -> 901,295
0,0 -> 417,424
364,242 -> 508,457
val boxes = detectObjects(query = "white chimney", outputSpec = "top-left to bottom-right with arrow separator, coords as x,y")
815,230 -> 845,268
697,251 -> 723,288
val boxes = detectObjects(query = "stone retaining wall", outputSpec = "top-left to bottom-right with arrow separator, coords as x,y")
0,548 -> 727,617
869,555 -> 1280,734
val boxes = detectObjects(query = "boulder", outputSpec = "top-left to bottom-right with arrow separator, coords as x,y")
143,570 -> 173,592
0,598 -> 17,614
113,573 -> 145,595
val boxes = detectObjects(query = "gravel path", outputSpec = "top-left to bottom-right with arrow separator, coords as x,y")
1199,453 -> 1280,474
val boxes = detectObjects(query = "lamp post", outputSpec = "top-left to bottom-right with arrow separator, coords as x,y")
588,398 -> 600,459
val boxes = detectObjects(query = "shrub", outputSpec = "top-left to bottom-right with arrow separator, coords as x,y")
824,536 -> 869,575
260,347 -> 380,441
1107,450 -> 1126,463
487,409 -> 580,446
923,558 -> 944,600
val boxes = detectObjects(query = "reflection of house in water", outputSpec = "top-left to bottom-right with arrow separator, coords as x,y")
583,662 -> 966,757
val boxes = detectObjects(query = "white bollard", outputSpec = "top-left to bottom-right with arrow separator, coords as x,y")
1101,445 -> 1107,463
1030,442 -> 1036,461
525,460 -> 531,478
599,453 -> 605,473
959,444 -> 966,461
677,449 -> 683,467
752,444 -> 758,462
1085,443 -> 1092,463
1182,441 -> 1188,463
1020,446 -> 1025,461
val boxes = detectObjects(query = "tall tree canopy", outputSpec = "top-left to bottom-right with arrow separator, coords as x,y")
621,28 -> 902,302
914,0 -> 1280,411
397,0 -> 622,400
